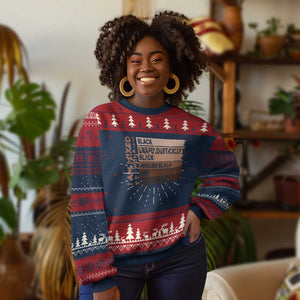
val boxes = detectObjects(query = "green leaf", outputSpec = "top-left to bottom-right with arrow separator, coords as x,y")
269,96 -> 294,118
248,22 -> 258,29
179,100 -> 204,116
50,137 -> 76,167
201,209 -> 257,269
9,157 -> 23,189
0,120 -> 7,130
0,196 -> 17,231
0,225 -> 5,244
18,157 -> 59,190
3,80 -> 56,142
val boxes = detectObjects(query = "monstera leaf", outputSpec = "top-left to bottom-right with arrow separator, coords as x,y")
3,80 -> 56,142
14,157 -> 59,191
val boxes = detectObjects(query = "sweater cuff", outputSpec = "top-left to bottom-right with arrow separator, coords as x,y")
190,204 -> 205,220
92,277 -> 116,293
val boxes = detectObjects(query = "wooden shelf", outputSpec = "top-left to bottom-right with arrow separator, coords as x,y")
209,55 -> 300,65
222,129 -> 300,140
235,201 -> 300,219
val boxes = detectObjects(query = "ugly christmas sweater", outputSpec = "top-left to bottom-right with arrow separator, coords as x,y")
71,98 -> 240,292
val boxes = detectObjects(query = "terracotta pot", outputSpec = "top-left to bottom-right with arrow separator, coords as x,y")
274,175 -> 300,209
284,116 -> 300,132
284,95 -> 300,132
0,235 -> 34,300
222,5 -> 244,55
257,35 -> 286,57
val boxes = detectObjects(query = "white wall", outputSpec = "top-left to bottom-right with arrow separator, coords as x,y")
0,0 -> 210,232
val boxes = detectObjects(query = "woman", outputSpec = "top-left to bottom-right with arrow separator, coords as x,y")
71,11 -> 240,300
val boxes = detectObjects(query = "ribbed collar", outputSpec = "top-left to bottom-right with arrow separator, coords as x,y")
118,98 -> 171,115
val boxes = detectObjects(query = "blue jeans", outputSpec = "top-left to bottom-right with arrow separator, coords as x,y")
79,232 -> 207,300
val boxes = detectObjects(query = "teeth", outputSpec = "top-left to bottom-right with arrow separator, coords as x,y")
140,77 -> 155,82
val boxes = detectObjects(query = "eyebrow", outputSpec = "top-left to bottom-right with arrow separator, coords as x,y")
129,51 -> 165,57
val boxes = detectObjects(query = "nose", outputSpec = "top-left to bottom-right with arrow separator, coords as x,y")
140,60 -> 153,72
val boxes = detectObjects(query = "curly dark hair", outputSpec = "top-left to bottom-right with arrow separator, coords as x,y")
94,11 -> 207,106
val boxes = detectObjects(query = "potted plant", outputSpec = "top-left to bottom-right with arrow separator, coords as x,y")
286,24 -> 300,58
273,142 -> 300,210
0,78 -> 81,300
0,79 -> 58,299
268,76 -> 300,132
249,17 -> 286,57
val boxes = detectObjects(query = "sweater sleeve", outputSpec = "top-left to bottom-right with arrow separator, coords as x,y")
191,133 -> 240,220
71,111 -> 117,291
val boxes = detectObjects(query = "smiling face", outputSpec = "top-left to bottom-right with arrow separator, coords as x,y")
126,35 -> 171,108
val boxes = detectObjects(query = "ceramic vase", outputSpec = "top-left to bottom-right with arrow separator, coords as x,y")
222,5 -> 244,55
0,235 -> 34,300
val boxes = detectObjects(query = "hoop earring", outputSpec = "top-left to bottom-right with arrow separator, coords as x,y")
119,76 -> 135,97
163,74 -> 180,94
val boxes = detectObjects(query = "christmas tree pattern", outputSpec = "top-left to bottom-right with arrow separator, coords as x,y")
96,113 -> 101,125
126,223 -> 134,240
72,231 -> 108,256
108,213 -> 186,253
164,118 -> 171,130
128,115 -> 136,128
182,120 -> 189,131
200,122 -> 208,133
111,114 -> 119,127
84,112 -> 101,126
72,213 -> 187,255
146,116 -> 153,128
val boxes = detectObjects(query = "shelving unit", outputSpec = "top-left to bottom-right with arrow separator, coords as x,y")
208,56 -> 300,137
209,55 -> 299,219
239,204 -> 300,220
210,55 -> 300,65
222,129 -> 300,140
208,3 -> 300,220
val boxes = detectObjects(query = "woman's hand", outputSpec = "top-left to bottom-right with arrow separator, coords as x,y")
182,209 -> 201,243
93,286 -> 121,300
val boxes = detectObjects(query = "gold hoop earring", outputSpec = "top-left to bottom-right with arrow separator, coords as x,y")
119,76 -> 135,97
163,74 -> 180,94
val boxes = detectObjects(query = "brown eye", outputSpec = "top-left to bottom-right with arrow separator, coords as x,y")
130,55 -> 141,64
152,58 -> 162,63
152,55 -> 163,63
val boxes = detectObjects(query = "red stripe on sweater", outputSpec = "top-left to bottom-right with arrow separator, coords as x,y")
107,205 -> 190,223
71,192 -> 105,212
191,197 -> 223,220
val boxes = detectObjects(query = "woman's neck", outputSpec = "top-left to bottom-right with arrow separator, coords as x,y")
127,93 -> 165,109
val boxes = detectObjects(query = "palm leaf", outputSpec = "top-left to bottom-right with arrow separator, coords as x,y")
0,24 -> 28,93
54,82 -> 71,142
32,174 -> 78,300
68,119 -> 82,138
0,149 -> 9,197
179,100 -> 204,116
201,208 -> 256,271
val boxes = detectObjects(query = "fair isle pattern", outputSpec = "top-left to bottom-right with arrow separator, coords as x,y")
108,212 -> 186,255
86,103 -> 214,136
71,99 -> 240,287
80,269 -> 117,285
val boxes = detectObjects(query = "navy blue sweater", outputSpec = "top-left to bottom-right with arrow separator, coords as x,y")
71,99 -> 240,292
